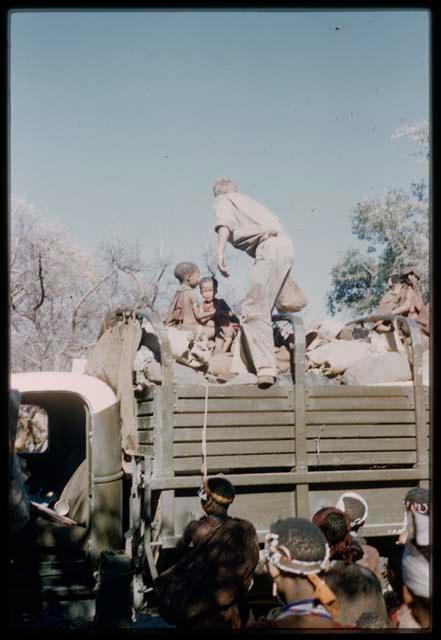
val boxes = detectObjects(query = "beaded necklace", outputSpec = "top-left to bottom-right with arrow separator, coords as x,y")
276,599 -> 332,621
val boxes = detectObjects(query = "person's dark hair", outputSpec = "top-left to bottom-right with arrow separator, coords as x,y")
206,476 -> 235,503
201,476 -> 235,517
312,507 -> 358,564
325,563 -> 382,599
270,517 -> 328,564
339,496 -> 367,529
356,610 -> 392,629
404,487 -> 429,508
400,265 -> 421,280
324,563 -> 388,626
174,262 -> 199,283
389,274 -> 401,285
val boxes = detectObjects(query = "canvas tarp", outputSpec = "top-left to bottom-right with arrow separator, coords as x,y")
85,317 -> 142,455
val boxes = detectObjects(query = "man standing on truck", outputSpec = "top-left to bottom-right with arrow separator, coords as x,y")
213,178 -> 307,388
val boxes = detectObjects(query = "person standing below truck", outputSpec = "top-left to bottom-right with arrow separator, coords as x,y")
154,476 -> 259,629
213,178 -> 307,389
249,517 -> 342,629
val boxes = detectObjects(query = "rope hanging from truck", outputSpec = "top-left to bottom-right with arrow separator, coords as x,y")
201,381 -> 209,481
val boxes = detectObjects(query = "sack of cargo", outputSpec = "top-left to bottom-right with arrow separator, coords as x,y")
342,352 -> 412,385
317,319 -> 345,342
307,340 -> 374,374
207,352 -> 237,381
166,326 -> 194,359
276,275 -> 308,312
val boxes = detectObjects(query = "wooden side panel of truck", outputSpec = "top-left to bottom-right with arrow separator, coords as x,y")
136,312 -> 429,561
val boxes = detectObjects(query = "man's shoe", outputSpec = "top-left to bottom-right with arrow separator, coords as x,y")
257,375 -> 276,389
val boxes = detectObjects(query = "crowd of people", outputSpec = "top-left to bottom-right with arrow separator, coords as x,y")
153,476 -> 430,630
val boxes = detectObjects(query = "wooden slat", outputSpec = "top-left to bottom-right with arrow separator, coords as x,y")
174,412 -> 294,427
306,411 -> 416,425
306,386 -> 413,398
306,396 -> 414,411
306,438 -> 416,452
175,398 -> 293,413
174,453 -> 296,472
173,426 -> 295,441
139,431 -> 154,445
174,440 -> 295,457
307,451 -> 417,466
136,400 -> 155,416
175,385 -> 290,398
307,424 -> 416,438
138,444 -> 153,456
151,467 -> 427,490
137,416 -> 154,430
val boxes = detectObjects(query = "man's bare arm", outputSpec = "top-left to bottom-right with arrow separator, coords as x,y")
393,288 -> 413,316
217,226 -> 231,278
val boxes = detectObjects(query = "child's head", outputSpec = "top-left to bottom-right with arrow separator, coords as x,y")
199,276 -> 218,302
174,262 -> 200,288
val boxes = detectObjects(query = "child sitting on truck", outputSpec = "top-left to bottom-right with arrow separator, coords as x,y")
197,277 -> 239,353
163,262 -> 215,332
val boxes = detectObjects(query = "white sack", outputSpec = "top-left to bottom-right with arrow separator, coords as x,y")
166,326 -> 193,359
307,340 -> 374,374
342,352 -> 412,385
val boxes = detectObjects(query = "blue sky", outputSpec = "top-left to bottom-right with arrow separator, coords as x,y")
9,9 -> 429,321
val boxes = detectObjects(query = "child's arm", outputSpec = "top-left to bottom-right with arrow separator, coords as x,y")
196,305 -> 213,324
192,298 -> 215,322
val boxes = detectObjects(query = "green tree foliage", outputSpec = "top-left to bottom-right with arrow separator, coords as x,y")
327,124 -> 429,317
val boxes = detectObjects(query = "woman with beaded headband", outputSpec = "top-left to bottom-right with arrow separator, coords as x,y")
335,492 -> 382,579
249,517 -> 343,629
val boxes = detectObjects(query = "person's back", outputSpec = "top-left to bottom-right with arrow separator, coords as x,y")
214,192 -> 285,258
155,476 -> 259,629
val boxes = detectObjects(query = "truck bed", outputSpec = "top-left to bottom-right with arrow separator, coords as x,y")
135,311 -> 429,545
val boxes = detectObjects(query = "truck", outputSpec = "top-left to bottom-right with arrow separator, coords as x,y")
10,311 -> 430,621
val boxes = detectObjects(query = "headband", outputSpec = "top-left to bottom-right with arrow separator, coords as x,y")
336,492 -> 368,528
264,532 -> 330,576
403,499 -> 429,515
264,533 -> 339,619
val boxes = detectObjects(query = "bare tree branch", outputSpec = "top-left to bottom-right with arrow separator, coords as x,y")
149,260 -> 168,309
71,271 -> 115,336
31,253 -> 46,320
